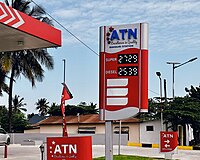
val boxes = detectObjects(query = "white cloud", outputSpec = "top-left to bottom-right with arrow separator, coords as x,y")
52,8 -> 81,19
32,0 -> 200,53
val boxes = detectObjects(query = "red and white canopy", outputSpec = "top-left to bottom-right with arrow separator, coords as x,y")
0,2 -> 61,52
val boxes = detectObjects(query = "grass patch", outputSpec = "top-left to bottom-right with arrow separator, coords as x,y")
93,155 -> 164,160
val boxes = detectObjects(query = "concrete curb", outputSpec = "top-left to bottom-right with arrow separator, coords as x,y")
127,142 -> 199,150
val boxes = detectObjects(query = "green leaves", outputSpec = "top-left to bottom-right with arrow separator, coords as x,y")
35,98 -> 50,116
12,95 -> 27,113
47,102 -> 98,116
164,97 -> 200,131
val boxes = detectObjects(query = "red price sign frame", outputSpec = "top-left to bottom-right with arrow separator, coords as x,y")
99,23 -> 148,120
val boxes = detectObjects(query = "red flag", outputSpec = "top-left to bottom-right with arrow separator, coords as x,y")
61,83 -> 73,101
61,83 -> 73,114
60,83 -> 73,137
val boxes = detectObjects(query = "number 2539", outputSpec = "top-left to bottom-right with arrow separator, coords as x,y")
118,66 -> 138,76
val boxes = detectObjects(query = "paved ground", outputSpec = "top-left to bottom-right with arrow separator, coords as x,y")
0,144 -> 200,159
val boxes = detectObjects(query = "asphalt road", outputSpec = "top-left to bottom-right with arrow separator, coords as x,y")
0,144 -> 200,160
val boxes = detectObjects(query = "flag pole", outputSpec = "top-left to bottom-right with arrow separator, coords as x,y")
63,59 -> 66,83
62,59 -> 67,137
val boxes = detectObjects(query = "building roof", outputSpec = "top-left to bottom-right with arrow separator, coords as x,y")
28,114 -> 47,125
39,114 -> 140,125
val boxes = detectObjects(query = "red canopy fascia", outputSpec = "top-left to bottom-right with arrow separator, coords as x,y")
0,2 -> 61,52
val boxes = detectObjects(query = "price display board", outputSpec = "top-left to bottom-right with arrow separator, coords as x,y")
99,23 -> 149,120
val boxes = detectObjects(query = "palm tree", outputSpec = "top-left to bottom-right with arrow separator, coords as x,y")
0,67 -> 8,96
12,95 -> 27,113
35,98 -> 50,116
0,0 -> 54,132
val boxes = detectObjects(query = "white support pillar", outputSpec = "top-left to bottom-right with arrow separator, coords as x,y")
105,121 -> 113,160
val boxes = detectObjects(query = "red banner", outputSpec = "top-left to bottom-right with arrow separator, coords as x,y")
47,136 -> 92,160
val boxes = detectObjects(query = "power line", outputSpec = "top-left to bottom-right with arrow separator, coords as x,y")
31,0 -> 99,56
31,1 -> 159,97
148,89 -> 159,96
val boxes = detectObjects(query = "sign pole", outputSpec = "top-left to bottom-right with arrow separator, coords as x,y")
118,120 -> 121,155
105,121 -> 113,160
165,153 -> 172,159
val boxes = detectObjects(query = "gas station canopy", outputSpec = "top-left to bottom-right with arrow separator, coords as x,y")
0,2 -> 61,52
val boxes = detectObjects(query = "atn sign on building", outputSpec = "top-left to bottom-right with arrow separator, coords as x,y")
99,23 -> 148,120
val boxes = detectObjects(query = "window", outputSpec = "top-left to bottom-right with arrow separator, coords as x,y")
114,126 -> 129,134
146,125 -> 154,131
114,126 -> 129,140
78,127 -> 96,134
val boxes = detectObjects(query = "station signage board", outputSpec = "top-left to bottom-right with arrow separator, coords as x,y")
99,23 -> 149,120
160,131 -> 178,153
47,136 -> 92,160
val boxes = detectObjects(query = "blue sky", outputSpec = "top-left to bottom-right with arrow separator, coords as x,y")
1,0 -> 200,114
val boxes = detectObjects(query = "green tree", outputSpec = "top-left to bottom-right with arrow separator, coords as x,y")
12,95 -> 27,113
0,105 -> 27,132
137,98 -> 161,121
79,102 -> 98,114
12,112 -> 28,133
185,85 -> 200,99
65,102 -> 98,115
0,0 -> 54,132
35,98 -> 50,116
137,85 -> 200,145
48,103 -> 62,116
0,67 -> 8,96
65,105 -> 84,116
185,85 -> 200,144
0,105 -> 9,131
164,96 -> 200,144
48,102 -> 99,116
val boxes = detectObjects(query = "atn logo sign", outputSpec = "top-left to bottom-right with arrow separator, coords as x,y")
47,137 -> 92,160
102,24 -> 141,53
108,27 -> 137,41
49,141 -> 77,158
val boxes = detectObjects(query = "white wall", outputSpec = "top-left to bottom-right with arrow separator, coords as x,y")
24,128 -> 40,133
25,123 -> 140,143
140,120 -> 161,144
40,125 -> 62,134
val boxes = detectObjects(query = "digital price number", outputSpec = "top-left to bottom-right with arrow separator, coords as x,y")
118,53 -> 138,76
118,66 -> 138,76
118,54 -> 138,64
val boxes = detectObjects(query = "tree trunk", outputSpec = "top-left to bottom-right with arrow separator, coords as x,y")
172,123 -> 178,131
8,68 -> 14,132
